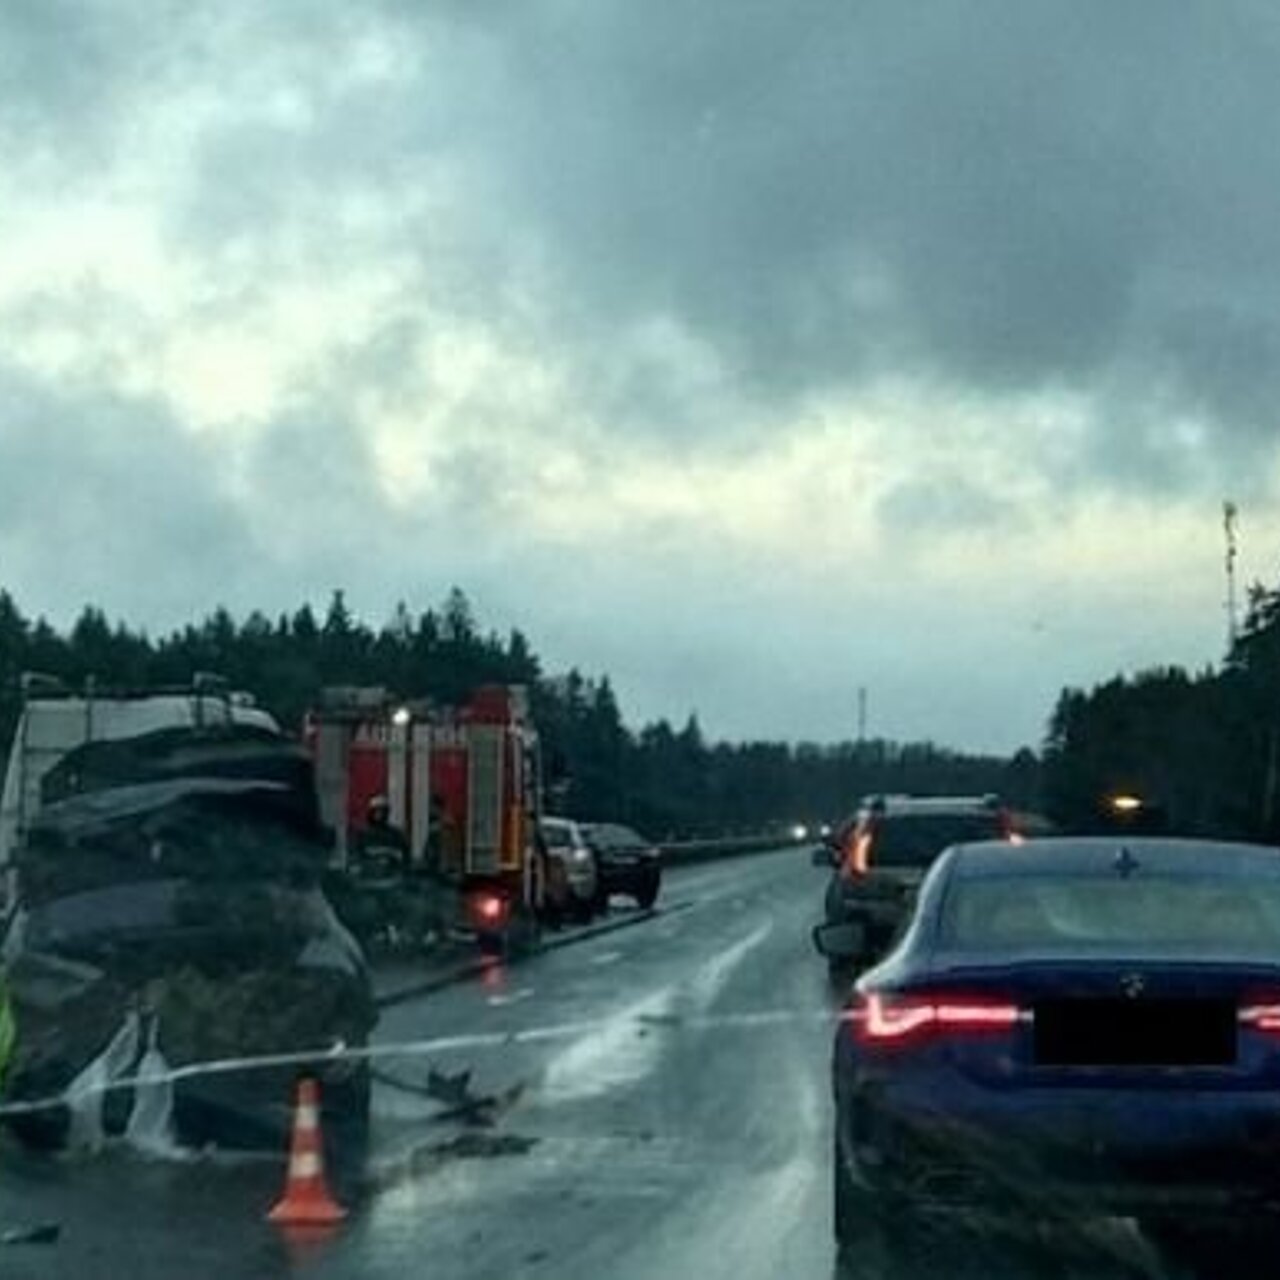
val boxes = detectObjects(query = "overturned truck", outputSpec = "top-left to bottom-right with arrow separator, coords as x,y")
1,719 -> 375,1167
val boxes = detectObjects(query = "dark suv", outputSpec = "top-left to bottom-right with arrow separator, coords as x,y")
820,794 -> 1014,974
583,823 -> 662,910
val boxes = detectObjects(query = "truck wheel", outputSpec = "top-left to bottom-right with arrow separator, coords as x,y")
508,908 -> 543,956
477,931 -> 507,957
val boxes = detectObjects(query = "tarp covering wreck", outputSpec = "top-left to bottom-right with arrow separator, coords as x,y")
2,727 -> 374,1156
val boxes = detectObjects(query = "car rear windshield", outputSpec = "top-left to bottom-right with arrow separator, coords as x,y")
590,825 -> 643,848
871,813 -> 1004,868
541,820 -> 574,847
941,872 -> 1280,955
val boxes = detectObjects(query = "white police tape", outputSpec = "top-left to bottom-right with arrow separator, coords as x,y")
0,1006 -> 835,1121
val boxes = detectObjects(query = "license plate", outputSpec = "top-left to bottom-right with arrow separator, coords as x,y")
1034,998 -> 1236,1067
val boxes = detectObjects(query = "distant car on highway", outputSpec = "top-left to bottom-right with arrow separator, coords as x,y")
539,817 -> 601,924
815,837 -> 1280,1254
820,794 -> 1013,974
583,823 -> 662,909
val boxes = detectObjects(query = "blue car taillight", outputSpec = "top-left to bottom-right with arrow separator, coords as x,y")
1238,994 -> 1280,1033
845,991 -> 1022,1046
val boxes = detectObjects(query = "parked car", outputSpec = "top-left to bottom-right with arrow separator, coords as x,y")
815,837 -> 1280,1254
539,817 -> 601,924
821,794 -> 1014,974
583,823 -> 662,909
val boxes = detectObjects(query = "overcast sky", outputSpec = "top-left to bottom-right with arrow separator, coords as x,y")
3,1 -> 1280,752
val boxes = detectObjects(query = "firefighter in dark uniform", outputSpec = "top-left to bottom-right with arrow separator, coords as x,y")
352,796 -> 411,946
355,795 -> 410,876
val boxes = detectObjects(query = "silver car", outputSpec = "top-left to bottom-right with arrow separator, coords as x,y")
540,817 -> 601,924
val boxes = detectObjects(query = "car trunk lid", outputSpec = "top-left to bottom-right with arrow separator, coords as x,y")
904,957 -> 1280,1087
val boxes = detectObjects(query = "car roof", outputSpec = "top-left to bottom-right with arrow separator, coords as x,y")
859,795 -> 1004,819
949,836 -> 1280,880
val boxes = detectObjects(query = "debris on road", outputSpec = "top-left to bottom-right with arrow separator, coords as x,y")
370,1064 -> 526,1127
432,1132 -> 538,1159
368,1130 -> 540,1192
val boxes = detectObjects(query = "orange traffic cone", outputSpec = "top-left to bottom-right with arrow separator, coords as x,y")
268,1078 -> 347,1227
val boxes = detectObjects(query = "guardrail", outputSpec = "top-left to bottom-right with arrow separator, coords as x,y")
658,834 -> 798,866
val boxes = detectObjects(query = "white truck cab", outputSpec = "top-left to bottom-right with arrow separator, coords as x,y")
0,674 -> 279,880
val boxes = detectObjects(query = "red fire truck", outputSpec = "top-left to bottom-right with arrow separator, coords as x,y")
304,684 -> 546,950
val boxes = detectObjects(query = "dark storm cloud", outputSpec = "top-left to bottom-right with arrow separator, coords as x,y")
11,1 -> 1280,474
0,366 -> 451,624
400,0 -> 1280,478
0,364 -> 257,618
14,0 -> 1262,492
0,0 -> 124,135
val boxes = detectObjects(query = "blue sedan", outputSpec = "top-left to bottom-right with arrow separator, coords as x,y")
814,837 -> 1280,1251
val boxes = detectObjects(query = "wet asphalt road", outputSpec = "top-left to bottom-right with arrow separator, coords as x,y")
0,846 -> 1256,1280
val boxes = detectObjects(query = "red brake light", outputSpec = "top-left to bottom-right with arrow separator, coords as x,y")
841,830 -> 872,879
1239,996 -> 1280,1033
470,892 -> 508,928
847,992 -> 1021,1044
997,808 -> 1022,842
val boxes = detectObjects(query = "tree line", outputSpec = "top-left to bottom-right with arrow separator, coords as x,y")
0,587 -> 1036,838
1043,580 -> 1280,840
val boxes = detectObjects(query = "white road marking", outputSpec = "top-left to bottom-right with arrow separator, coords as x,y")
589,950 -> 624,967
486,987 -> 535,1007
685,920 -> 775,1007
541,989 -> 675,1103
521,922 -> 780,1106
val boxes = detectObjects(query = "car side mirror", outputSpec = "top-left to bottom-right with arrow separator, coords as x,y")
812,920 -> 865,959
811,845 -> 835,867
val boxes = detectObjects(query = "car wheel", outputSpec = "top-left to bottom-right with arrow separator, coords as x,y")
634,873 -> 660,911
592,881 -> 610,916
834,1134 -> 908,1252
